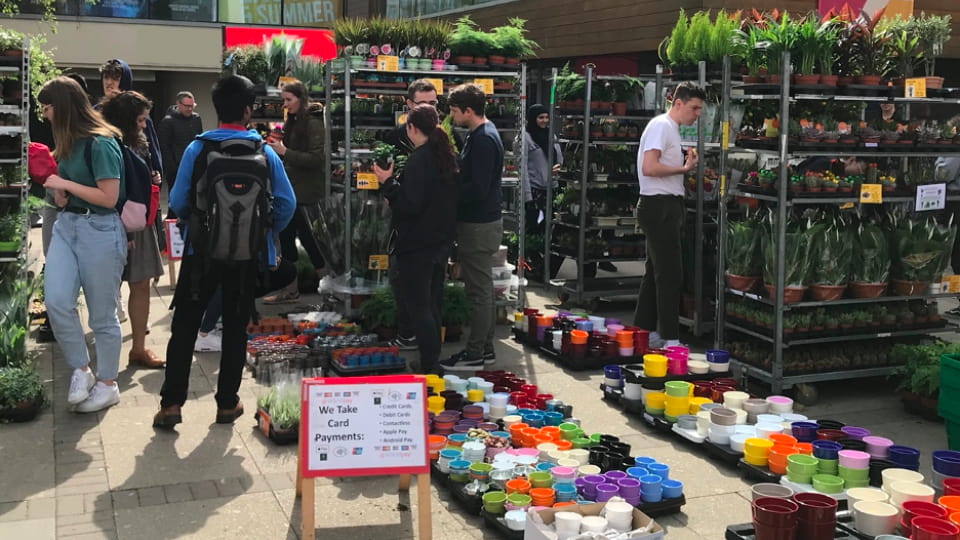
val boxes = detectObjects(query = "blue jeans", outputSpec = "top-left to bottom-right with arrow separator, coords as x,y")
45,211 -> 127,381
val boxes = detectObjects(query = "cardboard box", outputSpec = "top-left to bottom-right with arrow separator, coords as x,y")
524,501 -> 664,540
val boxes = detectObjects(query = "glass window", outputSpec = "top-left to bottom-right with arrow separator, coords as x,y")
150,0 -> 216,21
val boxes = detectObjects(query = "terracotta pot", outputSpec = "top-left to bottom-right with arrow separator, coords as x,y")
926,76 -> 945,89
849,282 -> 887,298
892,279 -> 929,296
726,273 -> 760,292
488,55 -> 506,65
764,284 -> 806,304
612,102 -> 627,116
820,75 -> 839,86
795,74 -> 821,85
810,284 -> 845,301
856,75 -> 883,85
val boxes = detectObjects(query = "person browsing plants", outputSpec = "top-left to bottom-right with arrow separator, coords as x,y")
441,83 -> 504,372
633,81 -> 705,349
373,104 -> 460,376
38,76 -> 129,413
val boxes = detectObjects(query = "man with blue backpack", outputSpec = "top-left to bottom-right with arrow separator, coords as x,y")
153,75 -> 296,428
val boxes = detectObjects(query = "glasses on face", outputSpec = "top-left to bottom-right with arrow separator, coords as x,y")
414,100 -> 439,107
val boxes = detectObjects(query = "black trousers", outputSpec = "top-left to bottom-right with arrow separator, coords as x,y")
279,203 -> 326,269
160,257 -> 295,409
633,195 -> 685,340
395,249 -> 446,374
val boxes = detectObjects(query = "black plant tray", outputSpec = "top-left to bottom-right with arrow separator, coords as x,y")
726,521 -> 858,540
481,509 -> 522,540
325,359 -> 407,377
702,439 -> 743,466
737,458 -> 781,483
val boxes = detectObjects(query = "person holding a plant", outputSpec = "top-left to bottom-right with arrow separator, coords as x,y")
263,80 -> 328,304
373,104 -> 459,375
441,84 -> 504,371
38,76 -> 128,413
100,91 -> 166,370
633,82 -> 704,349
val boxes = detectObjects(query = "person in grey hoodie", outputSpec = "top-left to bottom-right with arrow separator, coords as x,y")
158,91 -> 203,215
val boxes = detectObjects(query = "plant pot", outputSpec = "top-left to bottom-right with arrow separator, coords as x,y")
892,279 -> 929,296
764,284 -> 806,304
820,75 -> 839,86
926,76 -> 945,89
612,102 -> 627,116
849,282 -> 887,298
809,284 -> 845,301
453,55 -> 474,65
487,55 -> 505,65
726,273 -> 760,292
856,75 -> 883,85
795,74 -> 821,85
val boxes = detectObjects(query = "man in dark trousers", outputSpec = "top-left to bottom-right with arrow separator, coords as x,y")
152,75 -> 296,428
634,82 -> 704,349
440,83 -> 504,371
158,91 -> 203,217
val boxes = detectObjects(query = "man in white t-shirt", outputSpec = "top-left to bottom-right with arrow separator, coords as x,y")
633,82 -> 705,348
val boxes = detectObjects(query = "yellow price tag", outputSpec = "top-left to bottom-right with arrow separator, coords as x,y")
860,184 -> 882,204
377,55 -> 399,72
721,121 -> 729,149
905,77 -> 926,98
368,255 -> 389,270
356,172 -> 379,190
474,78 -> 494,95
424,78 -> 444,95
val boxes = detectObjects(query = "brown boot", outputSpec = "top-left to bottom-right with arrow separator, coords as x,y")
129,350 -> 165,369
215,402 -> 244,424
153,405 -> 182,428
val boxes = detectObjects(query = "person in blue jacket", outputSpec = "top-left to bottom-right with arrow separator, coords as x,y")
153,75 -> 296,429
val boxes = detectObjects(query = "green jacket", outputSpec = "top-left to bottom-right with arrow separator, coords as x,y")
282,106 -> 325,204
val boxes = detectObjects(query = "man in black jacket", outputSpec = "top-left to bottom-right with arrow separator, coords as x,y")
158,91 -> 203,217
440,84 -> 504,371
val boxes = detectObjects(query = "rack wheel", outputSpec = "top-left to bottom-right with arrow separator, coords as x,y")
794,383 -> 819,406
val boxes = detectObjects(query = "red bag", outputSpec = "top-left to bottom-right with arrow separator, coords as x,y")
28,142 -> 58,185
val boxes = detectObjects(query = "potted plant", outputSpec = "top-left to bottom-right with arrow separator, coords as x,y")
910,13 -> 952,89
0,364 -> 44,422
725,215 -> 762,292
441,282 -> 470,342
358,287 -> 397,339
850,220 -> 890,298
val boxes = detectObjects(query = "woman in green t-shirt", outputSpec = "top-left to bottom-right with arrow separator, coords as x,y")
39,76 -> 128,414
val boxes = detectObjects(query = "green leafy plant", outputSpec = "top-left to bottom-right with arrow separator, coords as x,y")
359,286 -> 396,330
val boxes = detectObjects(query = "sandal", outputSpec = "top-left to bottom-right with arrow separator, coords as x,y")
262,290 -> 300,305
129,350 -> 165,369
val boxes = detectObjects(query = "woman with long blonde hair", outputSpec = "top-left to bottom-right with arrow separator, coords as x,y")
39,76 -> 128,413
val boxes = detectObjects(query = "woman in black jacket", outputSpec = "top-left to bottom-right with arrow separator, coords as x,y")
373,104 -> 459,375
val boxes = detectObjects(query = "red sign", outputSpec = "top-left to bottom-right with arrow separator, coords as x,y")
299,375 -> 429,478
223,26 -> 336,60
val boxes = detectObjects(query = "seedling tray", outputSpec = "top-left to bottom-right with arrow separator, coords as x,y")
480,509 -> 522,540
726,521 -> 857,540
737,459 -> 781,483
702,439 -> 744,466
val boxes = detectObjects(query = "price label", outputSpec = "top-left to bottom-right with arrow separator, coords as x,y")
377,55 -> 399,72
423,78 -> 444,95
368,255 -> 389,270
356,172 -> 379,190
905,77 -> 927,98
860,184 -> 882,204
474,78 -> 494,95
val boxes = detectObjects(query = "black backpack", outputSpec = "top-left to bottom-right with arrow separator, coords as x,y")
187,138 -> 272,263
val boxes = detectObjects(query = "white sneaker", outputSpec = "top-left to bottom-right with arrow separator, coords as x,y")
194,333 -> 222,352
67,368 -> 95,405
74,382 -> 120,413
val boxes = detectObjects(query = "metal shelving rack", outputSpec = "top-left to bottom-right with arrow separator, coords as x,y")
715,52 -> 960,392
544,67 -> 662,308
0,42 -> 29,266
323,61 -> 527,310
